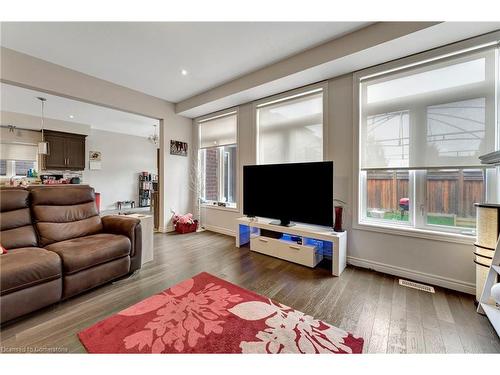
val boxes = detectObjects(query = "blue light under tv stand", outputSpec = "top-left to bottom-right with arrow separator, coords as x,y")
235,216 -> 347,276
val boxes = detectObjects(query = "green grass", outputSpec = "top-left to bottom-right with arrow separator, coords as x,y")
367,211 -> 471,227
367,211 -> 409,222
426,215 -> 455,226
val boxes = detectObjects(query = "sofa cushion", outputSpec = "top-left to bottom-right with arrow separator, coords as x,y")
45,233 -> 131,275
0,247 -> 62,296
0,189 -> 38,249
30,186 -> 103,246
0,188 -> 29,212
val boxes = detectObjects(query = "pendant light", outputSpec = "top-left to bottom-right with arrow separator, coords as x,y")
37,97 -> 49,155
148,124 -> 159,148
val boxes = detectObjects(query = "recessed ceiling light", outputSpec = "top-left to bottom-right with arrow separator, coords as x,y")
181,69 -> 188,76
69,115 -> 74,119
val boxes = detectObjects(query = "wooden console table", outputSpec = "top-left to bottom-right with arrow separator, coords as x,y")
235,217 -> 347,276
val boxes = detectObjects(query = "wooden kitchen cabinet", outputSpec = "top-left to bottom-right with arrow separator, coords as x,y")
42,130 -> 86,170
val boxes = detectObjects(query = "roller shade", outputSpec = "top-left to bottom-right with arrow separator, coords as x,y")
199,113 -> 237,149
0,143 -> 37,161
257,90 -> 323,164
360,46 -> 498,170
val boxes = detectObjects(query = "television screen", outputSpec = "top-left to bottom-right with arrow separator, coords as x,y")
243,161 -> 333,227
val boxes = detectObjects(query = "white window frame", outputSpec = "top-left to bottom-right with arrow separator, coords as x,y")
359,169 -> 416,228
353,32 -> 500,244
254,82 -> 329,165
196,108 -> 239,211
0,159 -> 38,179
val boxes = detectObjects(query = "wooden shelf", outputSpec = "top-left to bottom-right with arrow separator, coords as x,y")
480,302 -> 500,336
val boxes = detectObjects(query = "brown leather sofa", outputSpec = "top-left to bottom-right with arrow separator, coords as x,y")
0,186 -> 142,323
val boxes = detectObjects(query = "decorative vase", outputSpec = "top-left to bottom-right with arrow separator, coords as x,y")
334,206 -> 343,232
491,283 -> 500,306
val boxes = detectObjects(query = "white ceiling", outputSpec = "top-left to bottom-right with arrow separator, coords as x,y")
178,22 -> 500,117
0,22 -> 370,102
0,83 -> 158,137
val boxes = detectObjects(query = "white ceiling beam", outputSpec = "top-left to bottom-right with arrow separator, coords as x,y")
176,22 -> 500,118
175,22 -> 439,116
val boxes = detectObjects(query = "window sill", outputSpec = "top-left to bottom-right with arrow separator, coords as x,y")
201,203 -> 239,213
353,220 -> 475,245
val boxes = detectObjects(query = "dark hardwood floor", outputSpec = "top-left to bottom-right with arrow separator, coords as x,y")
1,231 -> 499,353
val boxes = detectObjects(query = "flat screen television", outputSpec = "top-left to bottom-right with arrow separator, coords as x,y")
243,161 -> 333,227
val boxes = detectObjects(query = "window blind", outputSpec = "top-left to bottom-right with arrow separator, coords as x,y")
257,90 -> 323,164
359,46 -> 498,170
0,143 -> 38,161
199,113 -> 237,149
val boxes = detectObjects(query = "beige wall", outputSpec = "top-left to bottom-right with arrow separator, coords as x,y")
1,111 -> 91,135
1,47 -> 192,230
197,73 -> 476,294
0,125 -> 41,144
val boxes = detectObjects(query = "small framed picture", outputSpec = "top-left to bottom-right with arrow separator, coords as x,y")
170,140 -> 188,156
89,151 -> 102,170
89,151 -> 102,161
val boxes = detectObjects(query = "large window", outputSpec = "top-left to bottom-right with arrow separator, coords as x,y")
257,89 -> 323,164
358,45 -> 498,235
198,112 -> 237,207
0,159 -> 6,176
0,143 -> 38,178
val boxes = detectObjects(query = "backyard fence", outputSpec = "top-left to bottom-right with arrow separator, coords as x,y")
367,171 -> 408,213
367,170 -> 484,218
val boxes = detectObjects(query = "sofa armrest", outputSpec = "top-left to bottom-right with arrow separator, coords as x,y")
101,215 -> 142,272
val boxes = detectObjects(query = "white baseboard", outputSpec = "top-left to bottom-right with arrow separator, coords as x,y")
347,256 -> 475,295
202,224 -> 236,237
156,225 -> 174,233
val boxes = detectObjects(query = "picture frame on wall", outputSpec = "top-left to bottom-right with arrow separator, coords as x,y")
89,151 -> 102,170
89,151 -> 102,161
170,140 -> 188,156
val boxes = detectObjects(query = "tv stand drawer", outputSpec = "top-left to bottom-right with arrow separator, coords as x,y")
250,236 -> 322,268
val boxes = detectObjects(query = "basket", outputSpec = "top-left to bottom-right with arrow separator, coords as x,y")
175,220 -> 198,234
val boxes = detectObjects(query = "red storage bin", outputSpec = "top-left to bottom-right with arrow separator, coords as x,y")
175,220 -> 198,234
95,192 -> 101,213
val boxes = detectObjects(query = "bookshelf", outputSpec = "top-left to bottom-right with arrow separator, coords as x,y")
138,173 -> 158,208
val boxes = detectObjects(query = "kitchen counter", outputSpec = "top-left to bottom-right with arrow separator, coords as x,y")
99,206 -> 153,216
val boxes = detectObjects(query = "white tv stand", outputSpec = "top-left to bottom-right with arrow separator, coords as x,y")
235,217 -> 347,276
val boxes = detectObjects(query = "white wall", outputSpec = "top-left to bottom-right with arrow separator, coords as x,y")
162,112 -> 193,231
197,74 -> 477,294
82,129 -> 157,211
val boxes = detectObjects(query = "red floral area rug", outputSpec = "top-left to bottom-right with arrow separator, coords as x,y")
78,272 -> 363,354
